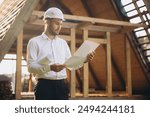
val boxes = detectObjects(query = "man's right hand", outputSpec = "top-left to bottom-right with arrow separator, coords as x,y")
50,64 -> 65,72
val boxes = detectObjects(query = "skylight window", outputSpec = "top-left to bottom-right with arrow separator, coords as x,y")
139,6 -> 147,12
127,10 -> 138,17
121,0 -> 150,66
130,16 -> 141,23
121,0 -> 132,5
135,30 -> 146,37
136,0 -> 145,7
124,4 -> 135,12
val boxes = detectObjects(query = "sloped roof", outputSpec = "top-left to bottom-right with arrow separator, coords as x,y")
0,0 -> 39,62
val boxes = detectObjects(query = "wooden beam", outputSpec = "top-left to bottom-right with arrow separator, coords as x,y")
0,0 -> 40,62
70,28 -> 76,97
32,10 -> 143,30
35,0 -> 47,10
87,25 -> 121,33
106,32 -> 112,97
83,29 -> 89,97
28,18 -> 121,33
64,14 -> 145,28
59,0 -> 87,16
81,0 -> 94,17
0,0 -> 26,27
57,0 -> 73,14
28,74 -> 33,92
77,22 -> 93,29
88,37 -> 107,44
126,38 -> 132,96
15,30 -> 23,99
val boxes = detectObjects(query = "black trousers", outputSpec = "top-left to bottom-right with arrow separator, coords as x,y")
34,79 -> 69,100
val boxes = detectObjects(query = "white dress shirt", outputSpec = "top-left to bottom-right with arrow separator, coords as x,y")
27,34 -> 71,80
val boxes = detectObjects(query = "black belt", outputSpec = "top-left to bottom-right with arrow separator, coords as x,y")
38,78 -> 66,82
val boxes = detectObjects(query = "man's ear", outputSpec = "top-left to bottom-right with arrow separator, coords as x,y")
45,19 -> 52,25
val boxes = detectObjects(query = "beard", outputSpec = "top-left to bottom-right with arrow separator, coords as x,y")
48,27 -> 60,36
49,28 -> 60,36
52,30 -> 59,35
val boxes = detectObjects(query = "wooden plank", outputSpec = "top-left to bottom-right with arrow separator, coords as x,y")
81,0 -> 94,17
15,30 -> 23,99
83,29 -> 89,97
0,0 -> 20,17
0,0 -> 40,62
28,74 -> 32,92
59,35 -> 71,41
77,22 -> 93,29
0,24 -> 10,34
70,28 -> 76,98
64,14 -> 145,28
87,25 -> 121,32
88,37 -> 107,44
126,38 -> 132,96
0,0 -> 26,41
0,0 -> 26,25
36,0 -> 47,10
28,18 -> 121,33
106,32 -> 112,97
32,10 -> 144,28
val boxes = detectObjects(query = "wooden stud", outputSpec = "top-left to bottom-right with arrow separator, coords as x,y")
15,30 -> 23,99
126,38 -> 132,96
106,32 -> 112,97
28,74 -> 32,92
70,28 -> 76,98
83,29 -> 89,97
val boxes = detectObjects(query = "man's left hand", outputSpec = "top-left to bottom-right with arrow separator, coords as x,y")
85,51 -> 95,63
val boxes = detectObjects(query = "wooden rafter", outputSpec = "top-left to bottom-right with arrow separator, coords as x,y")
0,0 -> 40,62
81,0 -> 94,17
32,10 -> 144,29
57,0 -> 72,14
35,0 -> 47,10
89,63 -> 103,90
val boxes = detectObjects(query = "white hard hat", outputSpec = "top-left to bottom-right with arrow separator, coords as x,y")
43,7 -> 65,21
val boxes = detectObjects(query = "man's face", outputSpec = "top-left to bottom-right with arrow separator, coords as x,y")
46,18 -> 62,36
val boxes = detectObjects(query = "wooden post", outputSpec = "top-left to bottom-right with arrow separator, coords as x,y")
15,30 -> 23,99
106,32 -> 112,97
70,28 -> 76,97
83,29 -> 89,97
28,74 -> 32,92
126,38 -> 132,96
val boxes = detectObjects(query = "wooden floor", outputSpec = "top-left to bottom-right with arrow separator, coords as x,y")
20,92 -> 150,100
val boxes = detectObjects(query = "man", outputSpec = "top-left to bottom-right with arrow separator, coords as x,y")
27,7 -> 94,100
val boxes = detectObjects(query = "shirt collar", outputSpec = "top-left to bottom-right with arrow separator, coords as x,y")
41,33 -> 58,40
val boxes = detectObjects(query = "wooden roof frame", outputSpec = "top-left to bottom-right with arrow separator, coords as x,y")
0,0 -> 40,62
31,10 -> 145,35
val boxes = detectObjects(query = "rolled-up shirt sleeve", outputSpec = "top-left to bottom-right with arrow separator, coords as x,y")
27,39 -> 50,75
